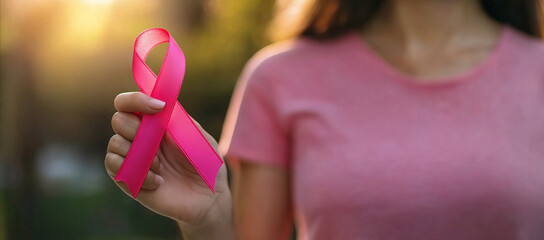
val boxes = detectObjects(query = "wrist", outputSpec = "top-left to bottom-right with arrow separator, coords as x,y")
177,190 -> 234,240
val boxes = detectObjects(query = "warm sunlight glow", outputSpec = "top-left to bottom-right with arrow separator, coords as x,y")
82,0 -> 114,5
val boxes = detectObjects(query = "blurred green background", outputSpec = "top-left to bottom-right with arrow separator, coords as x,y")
0,0 -> 274,239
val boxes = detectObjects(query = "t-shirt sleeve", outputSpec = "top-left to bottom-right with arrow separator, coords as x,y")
219,53 -> 290,168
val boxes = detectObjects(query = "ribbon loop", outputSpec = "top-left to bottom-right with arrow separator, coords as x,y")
115,28 -> 223,198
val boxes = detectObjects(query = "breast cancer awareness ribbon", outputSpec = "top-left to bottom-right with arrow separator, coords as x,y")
114,28 -> 223,198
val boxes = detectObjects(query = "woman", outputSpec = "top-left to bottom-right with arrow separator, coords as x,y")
105,0 -> 544,239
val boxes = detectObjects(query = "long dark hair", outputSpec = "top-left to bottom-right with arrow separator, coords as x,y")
269,0 -> 542,40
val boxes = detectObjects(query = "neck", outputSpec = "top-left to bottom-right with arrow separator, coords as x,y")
364,0 -> 501,50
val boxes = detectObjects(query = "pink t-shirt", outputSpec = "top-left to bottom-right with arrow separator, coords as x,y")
220,25 -> 544,239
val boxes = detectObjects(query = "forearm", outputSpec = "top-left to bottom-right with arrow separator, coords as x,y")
178,190 -> 235,240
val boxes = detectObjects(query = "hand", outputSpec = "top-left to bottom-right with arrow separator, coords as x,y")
105,92 -> 232,230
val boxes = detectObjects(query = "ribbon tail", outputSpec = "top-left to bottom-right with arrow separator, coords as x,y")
168,103 -> 224,193
115,177 -> 142,199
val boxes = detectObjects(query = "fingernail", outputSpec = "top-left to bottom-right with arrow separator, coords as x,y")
155,175 -> 164,185
148,99 -> 165,110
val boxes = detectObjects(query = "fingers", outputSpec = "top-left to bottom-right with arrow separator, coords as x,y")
107,134 -> 161,173
112,93 -> 218,152
104,152 -> 163,190
150,155 -> 160,174
104,152 -> 123,178
111,112 -> 141,141
141,169 -> 163,190
107,91 -> 166,195
107,134 -> 131,155
114,92 -> 165,114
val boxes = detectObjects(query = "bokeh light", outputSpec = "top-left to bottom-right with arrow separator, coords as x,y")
0,0 -> 273,239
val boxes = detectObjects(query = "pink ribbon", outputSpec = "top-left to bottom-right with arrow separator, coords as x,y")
115,28 -> 223,198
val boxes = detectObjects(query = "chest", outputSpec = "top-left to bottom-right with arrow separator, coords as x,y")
284,72 -> 544,226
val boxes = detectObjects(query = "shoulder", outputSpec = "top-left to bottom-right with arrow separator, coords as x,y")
505,26 -> 544,61
244,34 -> 353,80
499,26 -> 544,80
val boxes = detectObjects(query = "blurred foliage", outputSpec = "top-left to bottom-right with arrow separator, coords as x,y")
0,0 -> 274,239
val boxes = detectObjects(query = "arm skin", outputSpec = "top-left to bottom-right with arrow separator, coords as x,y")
178,157 -> 294,240
231,159 -> 294,240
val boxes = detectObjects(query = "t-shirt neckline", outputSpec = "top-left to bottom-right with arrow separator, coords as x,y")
349,25 -> 511,87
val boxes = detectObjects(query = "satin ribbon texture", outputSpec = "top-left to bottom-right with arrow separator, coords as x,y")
114,28 -> 223,198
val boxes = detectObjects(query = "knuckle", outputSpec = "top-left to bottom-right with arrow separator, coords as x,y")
104,152 -> 115,169
113,94 -> 120,106
108,134 -> 122,151
113,93 -> 125,109
143,174 -> 157,189
104,152 -> 123,172
111,112 -> 119,125
129,92 -> 143,105
111,112 -> 124,129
